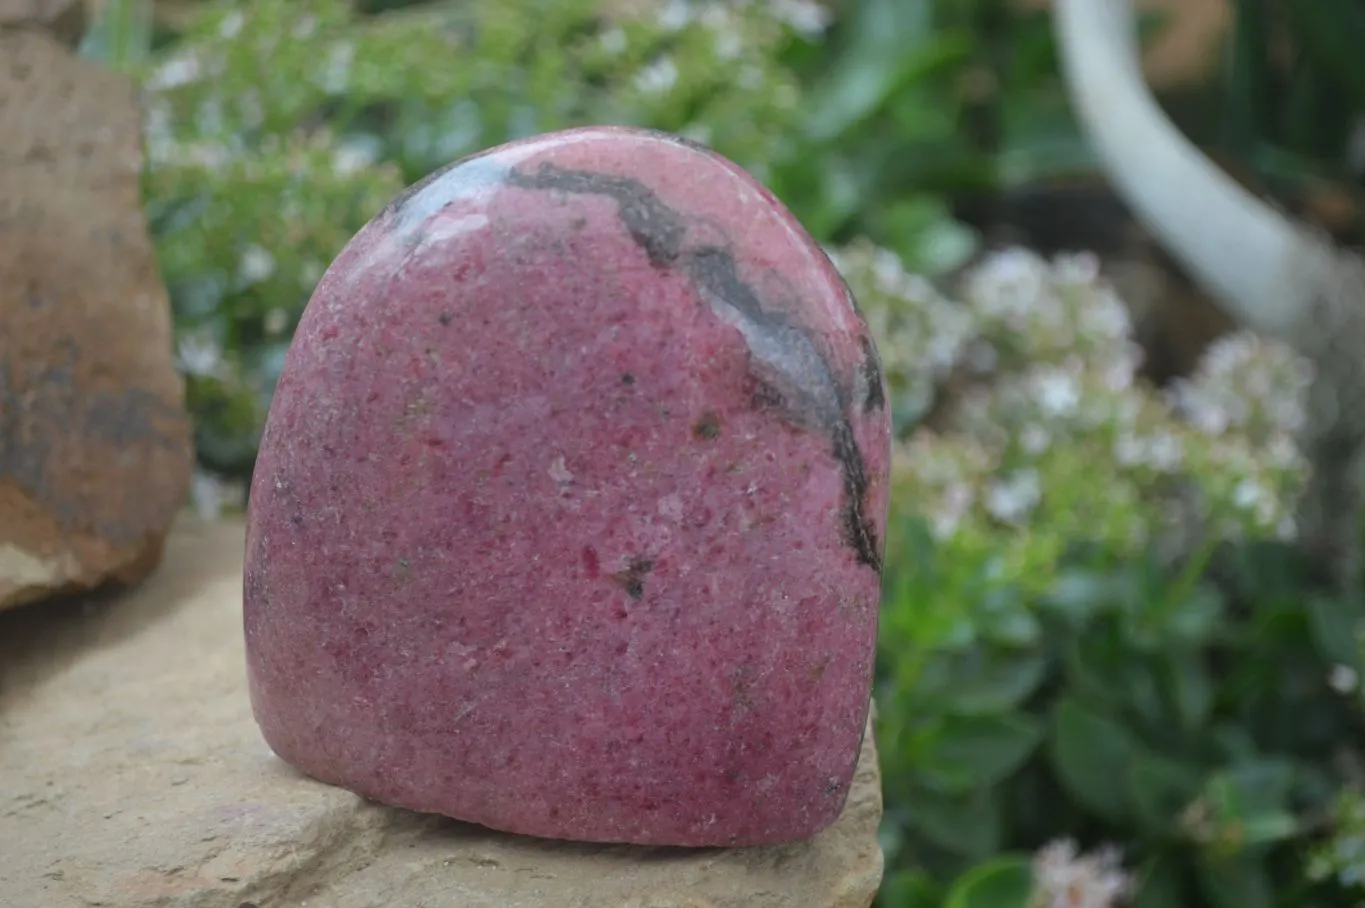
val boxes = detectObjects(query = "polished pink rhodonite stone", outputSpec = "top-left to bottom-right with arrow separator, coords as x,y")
243,125 -> 891,847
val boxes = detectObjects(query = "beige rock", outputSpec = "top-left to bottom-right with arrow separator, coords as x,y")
0,519 -> 885,908
0,0 -> 85,45
0,31 -> 193,611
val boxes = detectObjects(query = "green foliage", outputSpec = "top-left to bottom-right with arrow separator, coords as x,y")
135,0 -> 813,474
942,855 -> 1033,908
850,248 -> 1365,907
1217,0 -> 1365,207
875,497 -> 1365,908
1310,786 -> 1365,893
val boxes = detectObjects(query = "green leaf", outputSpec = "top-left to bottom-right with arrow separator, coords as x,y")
925,649 -> 1048,716
1224,0 -> 1272,155
1207,760 -> 1295,815
919,713 -> 1045,795
1280,0 -> 1365,109
803,0 -> 969,142
1126,751 -> 1202,835
1049,697 -> 1138,824
874,196 -> 980,277
1164,584 -> 1225,646
1206,723 -> 1259,764
1155,649 -> 1215,732
1065,630 -> 1164,725
877,868 -> 940,908
1195,857 -> 1274,908
901,786 -> 1002,859
1131,853 -> 1187,908
79,0 -> 153,70
876,813 -> 905,867
1306,594 -> 1364,670
1040,570 -> 1112,624
1282,54 -> 1354,157
996,97 -> 1097,186
1202,760 -> 1300,849
943,856 -> 1034,908
980,605 -> 1042,648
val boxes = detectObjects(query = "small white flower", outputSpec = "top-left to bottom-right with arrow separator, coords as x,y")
1115,430 -> 1183,471
930,482 -> 973,539
871,247 -> 908,296
699,3 -> 733,31
332,140 -> 376,177
292,13 -> 318,39
1080,290 -> 1134,343
1232,478 -> 1270,512
146,52 -> 203,91
175,333 -> 226,379
218,10 -> 245,39
1031,838 -> 1134,908
634,56 -> 679,94
1021,423 -> 1051,455
599,26 -> 627,55
238,244 -> 277,285
657,0 -> 694,31
986,469 -> 1041,524
1147,431 -> 1184,471
1099,345 -> 1140,392
966,248 -> 1050,324
767,0 -> 832,38
1052,251 -> 1101,285
1033,367 -> 1081,418
320,42 -> 355,95
264,308 -> 289,336
1329,664 -> 1360,694
713,28 -> 743,60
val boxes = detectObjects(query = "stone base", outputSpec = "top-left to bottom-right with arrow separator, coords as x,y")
0,519 -> 884,907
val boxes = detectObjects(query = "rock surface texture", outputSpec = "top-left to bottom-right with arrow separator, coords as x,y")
0,519 -> 885,908
0,0 -> 86,46
0,26 -> 193,611
244,126 -> 892,847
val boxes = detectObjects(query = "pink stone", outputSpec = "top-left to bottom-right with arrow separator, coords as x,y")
242,125 -> 891,847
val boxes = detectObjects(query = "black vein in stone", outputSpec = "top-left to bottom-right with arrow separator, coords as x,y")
858,334 -> 886,413
506,161 -> 882,570
508,163 -> 688,267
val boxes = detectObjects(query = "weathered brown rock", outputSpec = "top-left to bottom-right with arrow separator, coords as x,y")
0,519 -> 885,908
0,31 -> 192,611
0,0 -> 85,46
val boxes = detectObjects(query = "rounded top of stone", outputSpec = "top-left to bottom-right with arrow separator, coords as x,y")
0,0 -> 86,47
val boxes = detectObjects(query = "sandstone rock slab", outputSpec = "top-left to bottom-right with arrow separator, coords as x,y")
0,0 -> 85,46
0,31 -> 193,611
0,519 -> 885,908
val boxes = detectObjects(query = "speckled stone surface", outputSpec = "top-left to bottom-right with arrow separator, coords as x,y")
243,125 -> 891,847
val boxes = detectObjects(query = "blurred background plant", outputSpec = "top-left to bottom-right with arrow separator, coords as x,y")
81,0 -> 1365,904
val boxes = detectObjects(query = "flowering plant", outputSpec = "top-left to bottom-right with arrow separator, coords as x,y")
843,241 -> 1362,908
139,0 -> 815,484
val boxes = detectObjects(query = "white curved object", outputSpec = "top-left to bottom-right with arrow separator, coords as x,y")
1051,0 -> 1326,338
